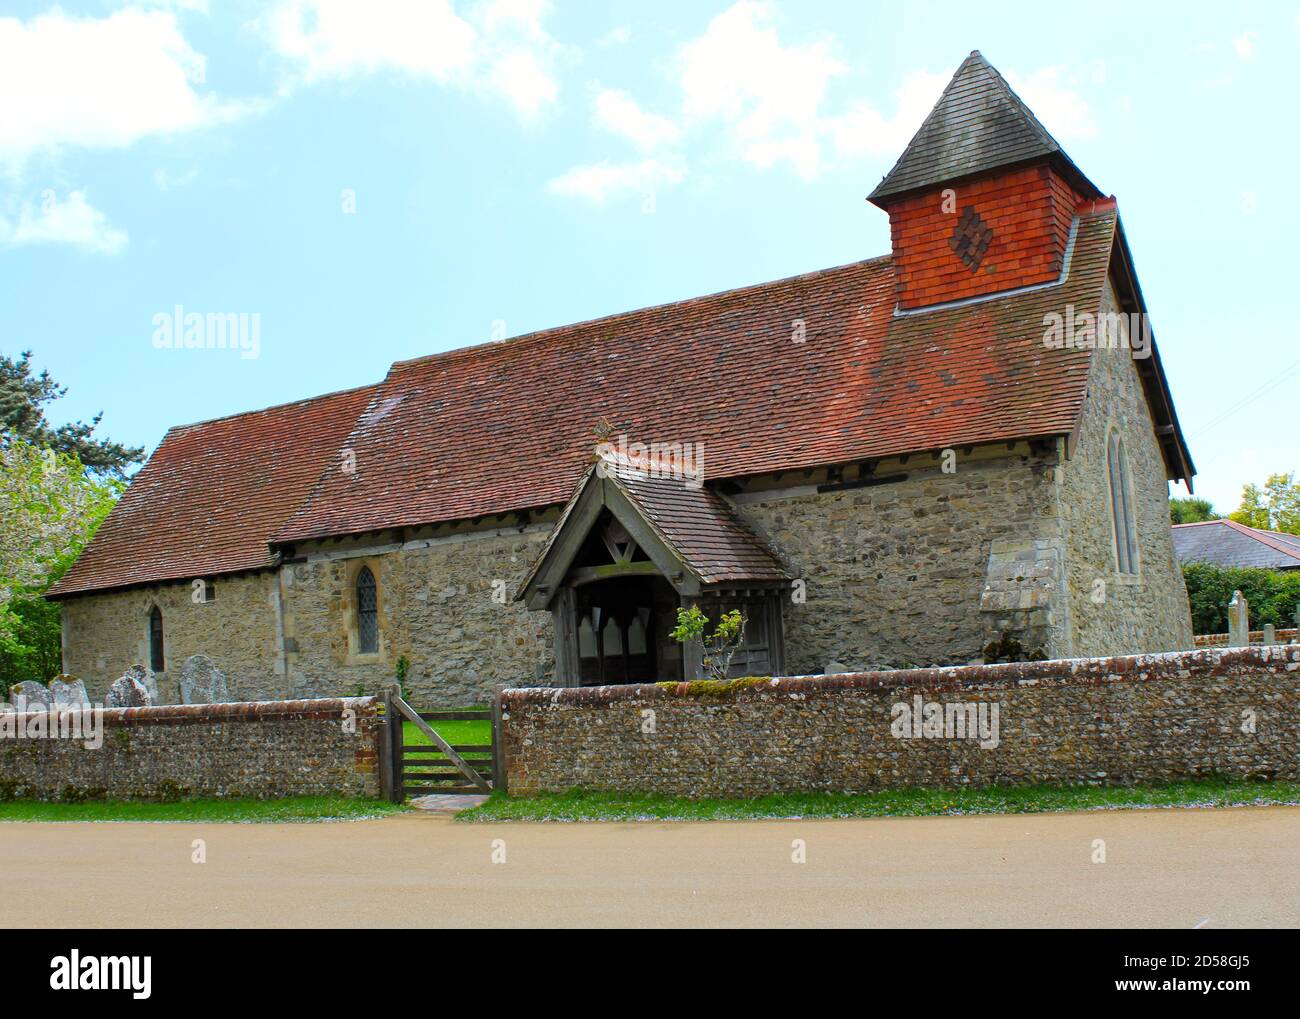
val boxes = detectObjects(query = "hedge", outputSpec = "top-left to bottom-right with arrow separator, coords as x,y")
1182,562 -> 1300,635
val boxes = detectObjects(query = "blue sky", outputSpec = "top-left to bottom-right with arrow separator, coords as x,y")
0,0 -> 1295,514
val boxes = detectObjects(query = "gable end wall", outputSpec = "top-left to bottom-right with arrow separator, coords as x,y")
1057,276 -> 1194,654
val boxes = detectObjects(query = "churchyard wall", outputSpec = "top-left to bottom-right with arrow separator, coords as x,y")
0,697 -> 382,802
500,645 -> 1300,798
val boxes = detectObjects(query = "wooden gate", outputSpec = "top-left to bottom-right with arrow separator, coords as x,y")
382,690 -> 500,800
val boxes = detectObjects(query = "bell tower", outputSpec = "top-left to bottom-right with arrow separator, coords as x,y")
868,51 -> 1103,311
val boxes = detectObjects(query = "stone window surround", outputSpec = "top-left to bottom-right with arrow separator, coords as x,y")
1105,422 -> 1142,585
341,555 -> 388,665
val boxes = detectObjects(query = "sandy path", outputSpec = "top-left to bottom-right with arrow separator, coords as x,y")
3,805 -> 1297,928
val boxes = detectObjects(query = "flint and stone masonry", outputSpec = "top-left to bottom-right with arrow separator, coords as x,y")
0,697 -> 382,802
499,646 -> 1300,798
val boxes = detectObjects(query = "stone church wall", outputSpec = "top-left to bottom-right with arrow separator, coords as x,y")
737,451 -> 1067,674
58,572 -> 282,704
1056,278 -> 1195,656
280,523 -> 556,706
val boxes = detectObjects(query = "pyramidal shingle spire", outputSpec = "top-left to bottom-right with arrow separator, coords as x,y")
868,50 -> 1097,204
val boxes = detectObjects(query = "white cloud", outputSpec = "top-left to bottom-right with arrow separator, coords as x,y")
0,8 -> 249,170
0,191 -> 127,255
263,0 -> 476,82
677,0 -> 844,178
261,0 -> 563,121
1004,67 -> 1097,140
593,88 -> 680,150
1233,31 -> 1258,59
824,69 -> 951,159
596,26 -> 632,47
153,166 -> 200,190
661,2 -> 1101,181
547,158 -> 684,203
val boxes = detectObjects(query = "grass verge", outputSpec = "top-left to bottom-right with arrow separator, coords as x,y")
456,778 -> 1300,823
0,796 -> 408,823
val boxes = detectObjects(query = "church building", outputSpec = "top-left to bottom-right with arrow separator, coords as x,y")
48,53 -> 1196,705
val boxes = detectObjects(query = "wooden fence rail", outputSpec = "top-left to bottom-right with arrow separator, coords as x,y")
381,688 -> 498,801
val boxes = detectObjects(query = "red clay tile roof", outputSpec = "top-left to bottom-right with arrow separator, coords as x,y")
54,202 -> 1186,598
608,460 -> 791,584
46,384 -> 378,598
274,203 -> 1123,547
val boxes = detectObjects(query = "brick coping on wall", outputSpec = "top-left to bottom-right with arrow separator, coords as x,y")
0,695 -> 379,727
500,645 -> 1300,707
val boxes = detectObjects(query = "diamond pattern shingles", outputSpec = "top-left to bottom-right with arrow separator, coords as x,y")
47,385 -> 378,598
276,204 -> 1120,547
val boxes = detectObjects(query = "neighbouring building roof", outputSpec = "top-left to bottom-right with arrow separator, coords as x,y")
45,385 -> 378,598
1173,519 -> 1300,571
868,50 -> 1100,204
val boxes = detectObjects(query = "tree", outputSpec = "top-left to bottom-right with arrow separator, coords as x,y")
670,606 -> 748,682
1181,562 -> 1300,634
1229,473 -> 1300,535
0,350 -> 143,479
1169,496 -> 1218,524
0,436 -> 122,685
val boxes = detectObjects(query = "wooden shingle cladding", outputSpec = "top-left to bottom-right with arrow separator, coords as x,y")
867,50 -> 1099,204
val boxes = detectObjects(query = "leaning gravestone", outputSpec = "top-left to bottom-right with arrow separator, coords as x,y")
9,681 -> 52,712
120,664 -> 159,703
48,676 -> 91,708
180,654 -> 230,705
106,673 -> 152,708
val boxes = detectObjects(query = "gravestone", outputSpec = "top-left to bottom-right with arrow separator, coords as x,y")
180,654 -> 230,705
106,673 -> 152,708
1262,624 -> 1277,646
824,661 -> 850,675
120,664 -> 159,704
1228,591 -> 1250,647
9,681 -> 51,712
48,676 -> 91,708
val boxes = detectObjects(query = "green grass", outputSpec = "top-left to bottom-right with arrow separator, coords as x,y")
403,717 -> 491,747
399,710 -> 493,792
0,796 -> 408,823
456,778 -> 1300,823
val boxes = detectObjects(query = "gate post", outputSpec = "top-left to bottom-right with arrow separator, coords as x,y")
491,690 -> 508,797
383,685 -> 404,803
377,689 -> 394,803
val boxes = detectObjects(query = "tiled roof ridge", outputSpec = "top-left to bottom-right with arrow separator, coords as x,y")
391,255 -> 893,371
166,380 -> 380,435
1218,518 -> 1300,563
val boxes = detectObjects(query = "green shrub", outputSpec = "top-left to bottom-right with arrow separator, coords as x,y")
1182,562 -> 1300,634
